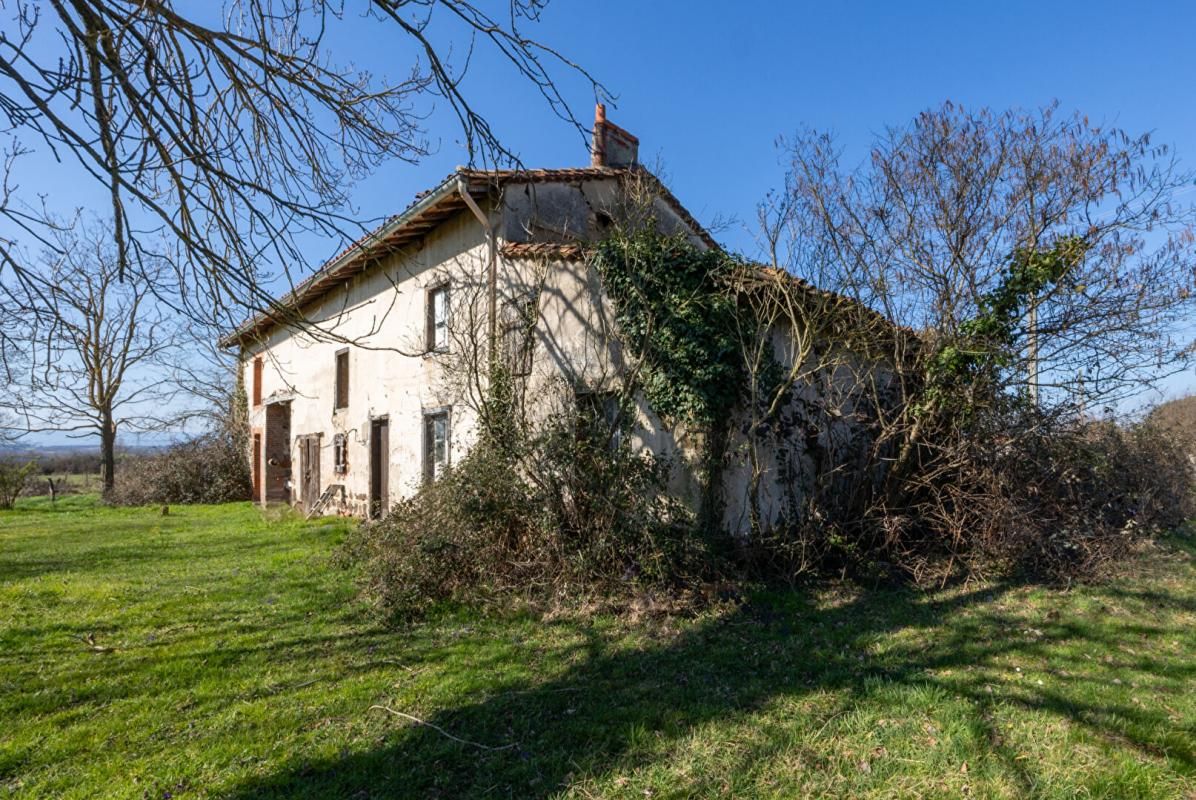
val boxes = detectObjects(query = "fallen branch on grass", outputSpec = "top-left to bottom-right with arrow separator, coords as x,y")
71,632 -> 114,654
368,705 -> 517,751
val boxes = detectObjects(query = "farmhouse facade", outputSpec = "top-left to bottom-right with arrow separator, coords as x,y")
222,107 -> 884,532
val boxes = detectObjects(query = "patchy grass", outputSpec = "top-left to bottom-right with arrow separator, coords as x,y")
1,497 -> 1194,799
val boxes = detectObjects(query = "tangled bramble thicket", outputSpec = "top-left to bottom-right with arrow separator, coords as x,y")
110,382 -> 253,507
341,402 -> 715,619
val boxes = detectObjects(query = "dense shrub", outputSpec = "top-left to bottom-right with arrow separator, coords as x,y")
342,408 -> 715,619
346,402 -> 1192,617
876,414 -> 1194,584
976,418 -> 1194,581
1147,395 -> 1196,461
0,460 -> 35,509
109,431 -> 251,506
109,375 -> 252,507
737,406 -> 1195,587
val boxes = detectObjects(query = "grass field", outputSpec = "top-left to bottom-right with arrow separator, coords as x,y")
1,496 -> 1194,799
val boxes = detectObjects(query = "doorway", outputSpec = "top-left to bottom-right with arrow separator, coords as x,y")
263,402 -> 292,503
369,417 -> 389,519
251,433 -> 262,501
299,434 -> 322,514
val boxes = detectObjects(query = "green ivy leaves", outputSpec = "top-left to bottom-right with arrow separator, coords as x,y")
593,231 -> 749,428
923,235 -> 1089,417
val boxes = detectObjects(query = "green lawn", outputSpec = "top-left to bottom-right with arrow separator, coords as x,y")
1,497 -> 1194,799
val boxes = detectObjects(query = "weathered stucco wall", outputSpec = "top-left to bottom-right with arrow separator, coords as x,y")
243,207 -> 490,515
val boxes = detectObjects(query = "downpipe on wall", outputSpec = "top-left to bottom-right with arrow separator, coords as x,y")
456,176 -> 498,369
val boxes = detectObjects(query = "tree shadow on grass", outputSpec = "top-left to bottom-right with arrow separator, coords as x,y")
221,576 -> 1196,799
0,537 -> 295,582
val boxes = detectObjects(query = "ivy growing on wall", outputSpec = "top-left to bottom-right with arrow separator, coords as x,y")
592,230 -> 754,429
592,228 -> 868,535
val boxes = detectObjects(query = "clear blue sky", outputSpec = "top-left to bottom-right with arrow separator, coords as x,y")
344,0 -> 1196,263
24,2 -> 1196,274
11,0 -> 1196,416
345,0 -> 1196,403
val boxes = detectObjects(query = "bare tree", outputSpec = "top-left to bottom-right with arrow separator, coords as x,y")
757,103 -> 1196,578
773,102 -> 1196,410
0,0 -> 602,333
10,221 -> 183,497
766,103 -> 1196,507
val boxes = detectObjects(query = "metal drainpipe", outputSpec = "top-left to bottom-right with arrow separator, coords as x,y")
456,175 -> 498,368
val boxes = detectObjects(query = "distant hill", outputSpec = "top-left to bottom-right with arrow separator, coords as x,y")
0,443 -> 168,475
0,443 -> 166,457
0,444 -> 97,456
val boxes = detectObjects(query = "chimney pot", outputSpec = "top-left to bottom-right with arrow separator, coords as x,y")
590,103 -> 638,169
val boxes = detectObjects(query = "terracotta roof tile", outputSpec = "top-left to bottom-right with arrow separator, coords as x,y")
500,242 -> 585,259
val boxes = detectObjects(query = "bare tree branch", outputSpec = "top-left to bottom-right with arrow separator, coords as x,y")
0,0 -> 603,333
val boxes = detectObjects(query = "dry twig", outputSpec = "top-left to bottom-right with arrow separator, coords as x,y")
368,705 -> 517,751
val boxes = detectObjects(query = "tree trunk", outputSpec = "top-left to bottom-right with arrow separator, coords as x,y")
100,411 -> 117,499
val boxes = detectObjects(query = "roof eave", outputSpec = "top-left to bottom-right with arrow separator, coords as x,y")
219,172 -> 473,349
218,165 -> 718,350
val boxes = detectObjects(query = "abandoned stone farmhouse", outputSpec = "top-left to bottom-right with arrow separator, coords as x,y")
221,107 -> 886,532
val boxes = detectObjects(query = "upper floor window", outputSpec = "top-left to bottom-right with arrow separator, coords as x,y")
501,298 -> 537,376
427,284 -> 449,352
334,349 -> 349,410
252,357 -> 263,406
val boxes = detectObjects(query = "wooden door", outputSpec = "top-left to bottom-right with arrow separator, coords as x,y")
301,435 -> 321,513
264,402 -> 292,503
252,433 -> 262,502
370,418 -> 389,519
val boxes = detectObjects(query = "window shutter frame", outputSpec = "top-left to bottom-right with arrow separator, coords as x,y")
422,408 -> 451,484
334,349 -> 350,410
426,283 -> 449,353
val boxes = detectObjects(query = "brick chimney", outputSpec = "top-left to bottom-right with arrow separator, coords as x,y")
590,103 -> 639,168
